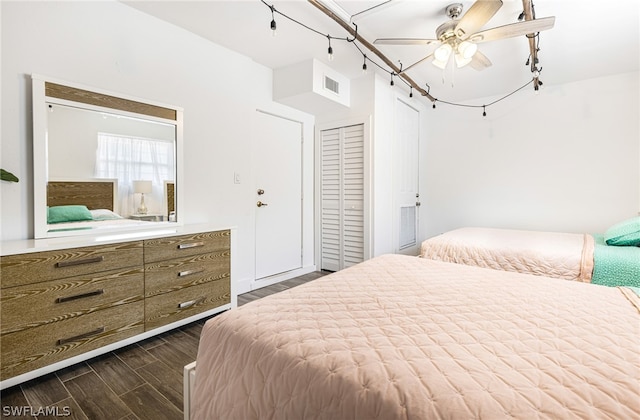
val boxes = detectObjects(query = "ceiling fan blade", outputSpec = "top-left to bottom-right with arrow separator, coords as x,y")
469,50 -> 492,70
469,16 -> 556,43
374,38 -> 439,45
400,53 -> 435,74
455,0 -> 503,39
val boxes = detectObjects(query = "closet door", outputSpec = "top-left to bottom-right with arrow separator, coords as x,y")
320,124 -> 364,271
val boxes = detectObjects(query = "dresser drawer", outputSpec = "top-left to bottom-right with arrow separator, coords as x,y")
1,241 -> 143,288
145,278 -> 230,331
143,230 -> 230,263
1,267 -> 144,335
1,301 -> 144,381
144,251 -> 230,298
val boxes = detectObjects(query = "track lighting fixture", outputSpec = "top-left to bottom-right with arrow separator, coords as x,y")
260,0 -> 543,116
270,5 -> 277,36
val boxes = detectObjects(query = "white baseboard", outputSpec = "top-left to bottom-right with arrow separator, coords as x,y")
235,265 -> 318,296
250,264 -> 317,290
235,276 -> 253,295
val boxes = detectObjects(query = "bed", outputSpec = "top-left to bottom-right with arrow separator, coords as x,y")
419,222 -> 640,288
46,180 -> 151,232
187,254 -> 640,419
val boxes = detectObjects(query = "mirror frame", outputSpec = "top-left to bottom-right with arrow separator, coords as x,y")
32,74 -> 184,239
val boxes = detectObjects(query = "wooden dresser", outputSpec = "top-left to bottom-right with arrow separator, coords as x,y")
0,226 -> 232,388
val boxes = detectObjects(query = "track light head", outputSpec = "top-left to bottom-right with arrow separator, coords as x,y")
270,5 -> 277,36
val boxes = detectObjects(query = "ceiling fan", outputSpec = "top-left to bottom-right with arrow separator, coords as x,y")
374,0 -> 555,74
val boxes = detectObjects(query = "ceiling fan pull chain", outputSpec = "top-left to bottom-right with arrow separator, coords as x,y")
450,53 -> 456,87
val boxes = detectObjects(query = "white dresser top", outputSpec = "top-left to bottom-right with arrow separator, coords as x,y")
1,224 -> 235,256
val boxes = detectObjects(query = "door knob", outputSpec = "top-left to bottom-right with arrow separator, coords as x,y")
257,189 -> 265,195
257,201 -> 268,207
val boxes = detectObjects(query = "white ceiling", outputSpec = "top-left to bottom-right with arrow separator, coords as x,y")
123,0 -> 639,103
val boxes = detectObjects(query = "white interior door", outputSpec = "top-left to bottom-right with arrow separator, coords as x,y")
254,111 -> 302,279
395,99 -> 420,255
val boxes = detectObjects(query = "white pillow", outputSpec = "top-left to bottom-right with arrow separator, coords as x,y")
90,209 -> 123,221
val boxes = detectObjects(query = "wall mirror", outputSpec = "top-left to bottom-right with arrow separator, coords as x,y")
32,75 -> 183,239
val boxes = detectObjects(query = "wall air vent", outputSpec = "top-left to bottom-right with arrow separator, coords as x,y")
272,59 -> 350,114
324,76 -> 340,94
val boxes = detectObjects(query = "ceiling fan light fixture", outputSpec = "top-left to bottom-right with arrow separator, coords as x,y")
454,53 -> 472,68
434,43 -> 452,62
432,57 -> 448,70
458,41 -> 477,59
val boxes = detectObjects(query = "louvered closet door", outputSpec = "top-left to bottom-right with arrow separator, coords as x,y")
320,124 -> 364,271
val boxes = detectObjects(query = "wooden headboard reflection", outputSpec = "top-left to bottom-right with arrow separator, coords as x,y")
47,180 -> 116,211
165,181 -> 175,216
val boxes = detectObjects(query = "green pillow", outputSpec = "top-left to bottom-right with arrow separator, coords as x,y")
47,205 -> 93,224
604,216 -> 640,246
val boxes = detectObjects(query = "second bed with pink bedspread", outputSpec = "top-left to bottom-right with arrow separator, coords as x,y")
420,227 -> 595,282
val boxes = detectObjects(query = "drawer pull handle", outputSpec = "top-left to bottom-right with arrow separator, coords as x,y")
178,297 -> 205,309
178,269 -> 205,277
56,289 -> 104,303
177,242 -> 204,250
56,256 -> 104,268
56,327 -> 105,346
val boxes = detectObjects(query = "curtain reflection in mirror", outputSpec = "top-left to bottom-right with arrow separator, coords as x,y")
95,133 -> 175,217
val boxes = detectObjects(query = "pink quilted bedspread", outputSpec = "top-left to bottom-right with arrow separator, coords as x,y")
192,254 -> 639,419
420,227 -> 595,282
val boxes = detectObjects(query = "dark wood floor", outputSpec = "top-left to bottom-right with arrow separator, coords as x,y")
0,271 -> 328,420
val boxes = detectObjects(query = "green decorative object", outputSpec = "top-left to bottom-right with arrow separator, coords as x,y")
1,169 -> 19,182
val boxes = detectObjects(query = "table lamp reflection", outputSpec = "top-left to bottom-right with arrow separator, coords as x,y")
133,180 -> 152,215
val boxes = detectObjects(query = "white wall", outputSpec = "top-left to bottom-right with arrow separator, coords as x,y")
423,71 -> 640,237
0,1 -> 315,292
